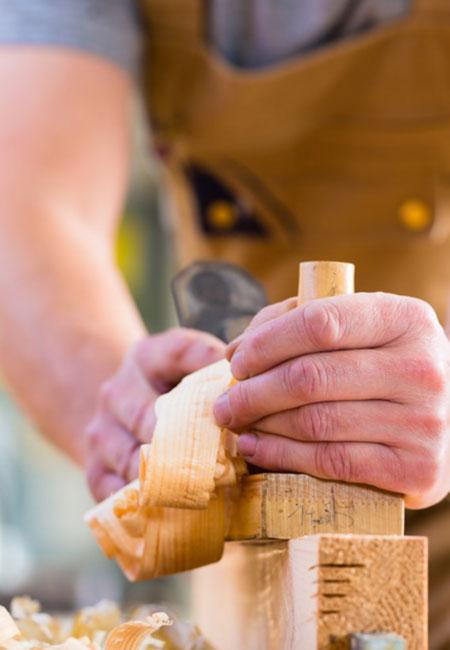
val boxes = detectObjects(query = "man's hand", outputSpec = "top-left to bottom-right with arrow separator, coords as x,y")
214,293 -> 450,509
86,328 -> 225,501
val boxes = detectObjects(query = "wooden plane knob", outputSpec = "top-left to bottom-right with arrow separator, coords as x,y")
298,260 -> 355,304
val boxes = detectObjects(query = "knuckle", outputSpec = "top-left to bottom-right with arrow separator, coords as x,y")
279,362 -> 297,398
315,443 -> 355,482
407,354 -> 447,394
285,358 -> 329,402
403,297 -> 439,332
297,404 -> 333,442
301,301 -> 345,349
415,407 -> 448,441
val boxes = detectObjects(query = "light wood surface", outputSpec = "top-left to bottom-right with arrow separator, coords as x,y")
298,260 -> 355,303
226,473 -> 404,540
192,534 -> 428,650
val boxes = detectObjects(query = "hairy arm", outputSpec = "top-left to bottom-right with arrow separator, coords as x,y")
0,49 -> 146,464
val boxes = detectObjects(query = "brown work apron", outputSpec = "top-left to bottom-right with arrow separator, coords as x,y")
138,0 -> 450,645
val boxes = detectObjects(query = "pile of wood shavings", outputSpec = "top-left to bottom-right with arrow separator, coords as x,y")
0,597 -> 213,649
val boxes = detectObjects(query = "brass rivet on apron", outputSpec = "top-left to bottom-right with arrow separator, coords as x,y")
207,200 -> 238,230
398,199 -> 432,232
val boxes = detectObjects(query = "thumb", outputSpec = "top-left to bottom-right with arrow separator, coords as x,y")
135,328 -> 226,390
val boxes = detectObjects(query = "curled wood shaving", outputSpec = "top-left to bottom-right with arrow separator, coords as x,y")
0,601 -> 178,649
214,430 -> 247,488
128,605 -> 214,649
104,613 -> 171,649
70,601 -> 120,640
10,600 -> 40,621
86,359 -> 248,580
0,606 -> 20,645
14,613 -> 61,645
139,359 -> 235,510
84,481 -> 144,561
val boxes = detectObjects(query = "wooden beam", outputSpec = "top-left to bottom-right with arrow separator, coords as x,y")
192,534 -> 428,650
226,473 -> 404,540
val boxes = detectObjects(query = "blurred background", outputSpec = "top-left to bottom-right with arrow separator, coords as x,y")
0,101 -> 189,615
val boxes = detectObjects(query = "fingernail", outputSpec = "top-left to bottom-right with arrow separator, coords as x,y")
226,335 -> 244,360
238,433 -> 258,457
230,351 -> 248,380
214,393 -> 232,426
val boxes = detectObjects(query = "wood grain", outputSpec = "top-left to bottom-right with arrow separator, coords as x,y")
226,474 -> 404,540
86,482 -> 226,581
298,260 -> 355,303
192,534 -> 428,650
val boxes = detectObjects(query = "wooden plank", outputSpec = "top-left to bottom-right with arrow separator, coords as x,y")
226,474 -> 404,540
192,534 -> 427,650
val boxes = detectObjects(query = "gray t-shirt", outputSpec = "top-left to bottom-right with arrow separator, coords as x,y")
0,0 -> 142,73
0,0 -> 410,73
211,0 -> 410,67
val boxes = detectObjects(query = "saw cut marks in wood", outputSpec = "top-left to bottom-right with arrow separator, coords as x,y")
193,535 -> 427,650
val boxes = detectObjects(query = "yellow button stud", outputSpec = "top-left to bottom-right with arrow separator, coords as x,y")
398,199 -> 432,232
207,200 -> 238,230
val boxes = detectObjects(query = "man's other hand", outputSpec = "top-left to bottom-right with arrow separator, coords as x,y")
215,293 -> 450,509
86,328 -> 225,501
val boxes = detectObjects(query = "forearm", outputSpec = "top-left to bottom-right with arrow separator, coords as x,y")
0,202 -> 146,465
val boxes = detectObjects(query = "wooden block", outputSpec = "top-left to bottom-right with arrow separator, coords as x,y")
226,474 -> 404,540
192,534 -> 427,650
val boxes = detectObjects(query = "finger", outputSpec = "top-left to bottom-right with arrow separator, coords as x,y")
86,461 -> 126,502
252,400 -> 428,450
136,328 -> 225,388
215,348 -> 422,430
86,414 -> 141,482
226,298 -> 297,359
228,292 -> 436,380
236,433 -> 411,495
101,358 -> 157,433
135,403 -> 156,444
